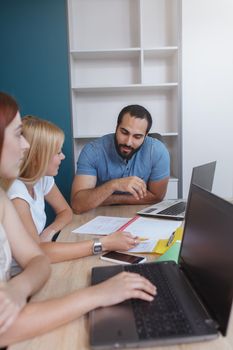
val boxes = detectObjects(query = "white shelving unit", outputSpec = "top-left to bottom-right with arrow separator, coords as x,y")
67,0 -> 182,199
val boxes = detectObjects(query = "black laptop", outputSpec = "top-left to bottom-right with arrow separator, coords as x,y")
90,184 -> 233,349
137,161 -> 216,220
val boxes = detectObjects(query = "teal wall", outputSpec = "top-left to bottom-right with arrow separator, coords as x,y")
0,0 -> 73,220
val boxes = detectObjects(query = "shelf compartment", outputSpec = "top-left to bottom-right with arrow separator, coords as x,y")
141,0 -> 179,47
142,49 -> 178,85
68,0 -> 140,50
70,50 -> 141,86
72,89 -> 178,137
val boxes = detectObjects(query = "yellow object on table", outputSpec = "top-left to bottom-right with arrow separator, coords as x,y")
154,226 -> 183,254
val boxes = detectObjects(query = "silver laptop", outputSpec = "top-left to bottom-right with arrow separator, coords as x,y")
90,184 -> 233,349
137,161 -> 216,220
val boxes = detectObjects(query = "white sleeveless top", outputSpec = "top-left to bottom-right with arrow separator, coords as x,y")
0,223 -> 12,281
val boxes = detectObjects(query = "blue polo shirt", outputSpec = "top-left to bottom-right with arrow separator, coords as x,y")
76,134 -> 170,187
76,134 -> 170,186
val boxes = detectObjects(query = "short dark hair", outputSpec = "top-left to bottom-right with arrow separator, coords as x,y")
117,105 -> 152,133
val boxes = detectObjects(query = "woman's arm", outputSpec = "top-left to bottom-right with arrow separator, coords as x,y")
0,194 -> 50,335
0,271 -> 156,347
9,182 -> 72,242
3,196 -> 50,292
41,184 -> 73,241
11,190 -> 138,263
40,230 -> 139,263
11,197 -> 41,243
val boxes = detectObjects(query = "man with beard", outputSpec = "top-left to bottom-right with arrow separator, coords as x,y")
71,105 -> 170,214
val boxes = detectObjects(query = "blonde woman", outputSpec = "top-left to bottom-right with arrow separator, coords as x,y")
0,92 -> 156,347
7,116 -> 140,267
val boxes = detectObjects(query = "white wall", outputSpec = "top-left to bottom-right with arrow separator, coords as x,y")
182,0 -> 233,198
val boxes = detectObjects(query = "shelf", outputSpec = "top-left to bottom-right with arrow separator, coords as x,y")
70,48 -> 141,59
143,46 -> 178,56
72,83 -> 178,92
73,132 -> 179,139
70,47 -> 178,58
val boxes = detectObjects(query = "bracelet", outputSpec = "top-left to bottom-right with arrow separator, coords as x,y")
52,230 -> 61,242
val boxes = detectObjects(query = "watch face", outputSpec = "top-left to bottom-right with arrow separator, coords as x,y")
94,244 -> 102,253
93,240 -> 102,254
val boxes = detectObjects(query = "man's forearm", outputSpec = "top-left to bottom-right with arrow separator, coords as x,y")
71,181 -> 116,214
102,190 -> 163,206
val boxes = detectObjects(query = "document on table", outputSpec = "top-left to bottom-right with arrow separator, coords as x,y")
72,215 -> 182,253
123,217 -> 181,253
72,216 -> 131,235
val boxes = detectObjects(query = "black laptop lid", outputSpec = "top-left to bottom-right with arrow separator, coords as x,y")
190,161 -> 216,190
179,184 -> 233,335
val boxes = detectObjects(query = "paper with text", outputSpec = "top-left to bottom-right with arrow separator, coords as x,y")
72,216 -> 131,235
125,217 -> 181,253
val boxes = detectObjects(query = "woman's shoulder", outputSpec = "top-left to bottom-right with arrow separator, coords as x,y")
7,179 -> 27,196
40,176 -> 54,186
37,176 -> 55,195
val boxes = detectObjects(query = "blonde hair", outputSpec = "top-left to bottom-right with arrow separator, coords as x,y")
19,116 -> 64,185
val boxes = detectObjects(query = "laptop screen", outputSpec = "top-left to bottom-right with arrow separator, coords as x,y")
190,161 -> 216,190
179,184 -> 233,335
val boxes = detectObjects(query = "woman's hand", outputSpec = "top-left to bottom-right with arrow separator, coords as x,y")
101,231 -> 139,251
0,282 -> 27,334
92,271 -> 157,307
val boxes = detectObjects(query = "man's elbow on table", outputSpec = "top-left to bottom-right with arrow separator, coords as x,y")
71,193 -> 86,215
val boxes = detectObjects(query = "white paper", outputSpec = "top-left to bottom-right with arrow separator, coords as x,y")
124,217 -> 182,253
128,239 -> 159,253
72,216 -> 131,235
124,217 -> 181,238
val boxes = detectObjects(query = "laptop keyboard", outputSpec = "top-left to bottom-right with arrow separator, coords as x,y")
158,201 -> 186,216
125,263 -> 193,339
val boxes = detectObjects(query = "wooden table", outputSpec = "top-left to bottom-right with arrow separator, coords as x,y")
9,205 -> 233,350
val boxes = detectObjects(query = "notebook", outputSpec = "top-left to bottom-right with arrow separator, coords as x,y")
90,183 -> 233,349
137,161 -> 216,220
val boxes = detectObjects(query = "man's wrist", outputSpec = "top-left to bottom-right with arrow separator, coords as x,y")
108,178 -> 118,193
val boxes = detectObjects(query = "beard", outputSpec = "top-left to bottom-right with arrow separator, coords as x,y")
114,135 -> 144,160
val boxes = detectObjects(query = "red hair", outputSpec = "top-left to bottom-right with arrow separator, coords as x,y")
0,92 -> 19,158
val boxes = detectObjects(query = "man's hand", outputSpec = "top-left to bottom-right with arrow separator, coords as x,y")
111,176 -> 147,200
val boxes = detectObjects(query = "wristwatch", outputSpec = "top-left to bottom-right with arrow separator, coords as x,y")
92,238 -> 103,255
